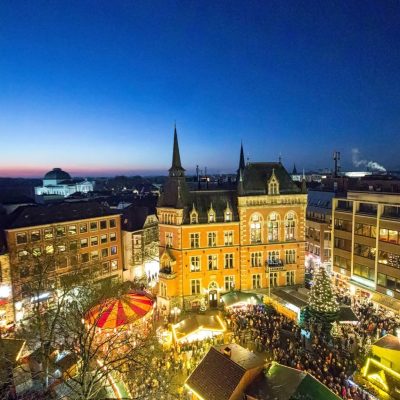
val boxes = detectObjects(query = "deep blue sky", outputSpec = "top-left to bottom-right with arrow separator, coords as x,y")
1,0 -> 400,177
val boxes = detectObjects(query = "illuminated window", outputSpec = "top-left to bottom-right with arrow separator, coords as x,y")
208,255 -> 218,270
44,228 -> 53,240
268,213 -> 279,242
80,224 -> 88,234
90,236 -> 98,246
56,226 -> 66,237
80,238 -> 88,248
110,233 -> 117,242
250,252 -> 262,267
100,234 -> 107,244
111,260 -> 118,270
190,256 -> 201,272
190,233 -> 200,248
208,232 -> 217,247
68,225 -> 77,235
224,231 -> 233,246
31,231 -> 41,242
250,214 -> 262,243
285,249 -> 296,264
190,210 -> 198,224
208,208 -> 216,223
284,212 -> 296,240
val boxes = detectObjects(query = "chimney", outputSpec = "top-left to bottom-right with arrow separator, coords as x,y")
223,346 -> 232,358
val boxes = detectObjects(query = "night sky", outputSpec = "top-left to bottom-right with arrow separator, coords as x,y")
1,1 -> 400,177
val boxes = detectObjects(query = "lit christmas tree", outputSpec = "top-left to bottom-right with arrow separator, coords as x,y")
308,266 -> 339,326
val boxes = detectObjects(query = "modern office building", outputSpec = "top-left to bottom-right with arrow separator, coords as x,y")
4,202 -> 123,322
332,191 -> 400,311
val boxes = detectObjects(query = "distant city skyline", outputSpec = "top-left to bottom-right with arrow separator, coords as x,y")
1,1 -> 400,177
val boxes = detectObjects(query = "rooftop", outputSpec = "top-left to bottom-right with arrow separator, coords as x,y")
186,344 -> 264,400
6,201 -> 119,229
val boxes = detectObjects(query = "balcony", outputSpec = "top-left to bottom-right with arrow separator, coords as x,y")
266,259 -> 284,269
159,267 -> 177,280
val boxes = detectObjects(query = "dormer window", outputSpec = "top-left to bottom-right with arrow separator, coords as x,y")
208,210 -> 215,223
224,203 -> 232,222
190,211 -> 198,224
190,204 -> 198,224
268,169 -> 280,195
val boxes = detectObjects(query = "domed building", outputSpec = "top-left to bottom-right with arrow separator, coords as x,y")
35,168 -> 95,197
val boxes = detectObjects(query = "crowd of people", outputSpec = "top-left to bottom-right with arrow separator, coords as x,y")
126,283 -> 400,400
126,335 -> 222,399
225,290 -> 399,400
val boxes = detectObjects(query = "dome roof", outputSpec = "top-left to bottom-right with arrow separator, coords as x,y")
44,168 -> 71,181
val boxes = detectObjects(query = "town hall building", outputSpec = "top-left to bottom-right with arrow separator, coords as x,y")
157,129 -> 307,311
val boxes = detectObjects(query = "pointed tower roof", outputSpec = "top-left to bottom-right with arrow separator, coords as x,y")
239,142 -> 245,171
158,126 -> 189,209
292,163 -> 298,175
169,125 -> 185,177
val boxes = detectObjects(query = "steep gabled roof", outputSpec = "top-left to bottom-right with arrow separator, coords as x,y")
241,162 -> 300,195
186,344 -> 264,400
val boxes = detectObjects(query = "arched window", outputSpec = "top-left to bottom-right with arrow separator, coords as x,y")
285,212 -> 296,240
268,212 -> 279,242
250,214 -> 262,244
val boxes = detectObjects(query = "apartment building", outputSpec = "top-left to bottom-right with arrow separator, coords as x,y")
332,191 -> 400,311
157,129 -> 307,311
4,202 -> 123,322
305,190 -> 335,273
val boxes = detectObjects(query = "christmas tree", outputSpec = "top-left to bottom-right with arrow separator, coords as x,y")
308,266 -> 339,326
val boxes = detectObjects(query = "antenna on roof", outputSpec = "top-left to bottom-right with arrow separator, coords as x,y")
278,152 -> 282,164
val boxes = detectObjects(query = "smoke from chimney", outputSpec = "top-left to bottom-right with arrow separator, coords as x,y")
351,148 -> 386,172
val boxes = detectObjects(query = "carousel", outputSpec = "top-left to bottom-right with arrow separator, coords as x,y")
84,291 -> 154,332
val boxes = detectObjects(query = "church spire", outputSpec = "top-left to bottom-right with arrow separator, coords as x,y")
169,125 -> 185,177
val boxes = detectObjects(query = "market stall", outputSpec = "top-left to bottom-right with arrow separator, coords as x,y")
172,314 -> 225,343
221,291 -> 263,309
